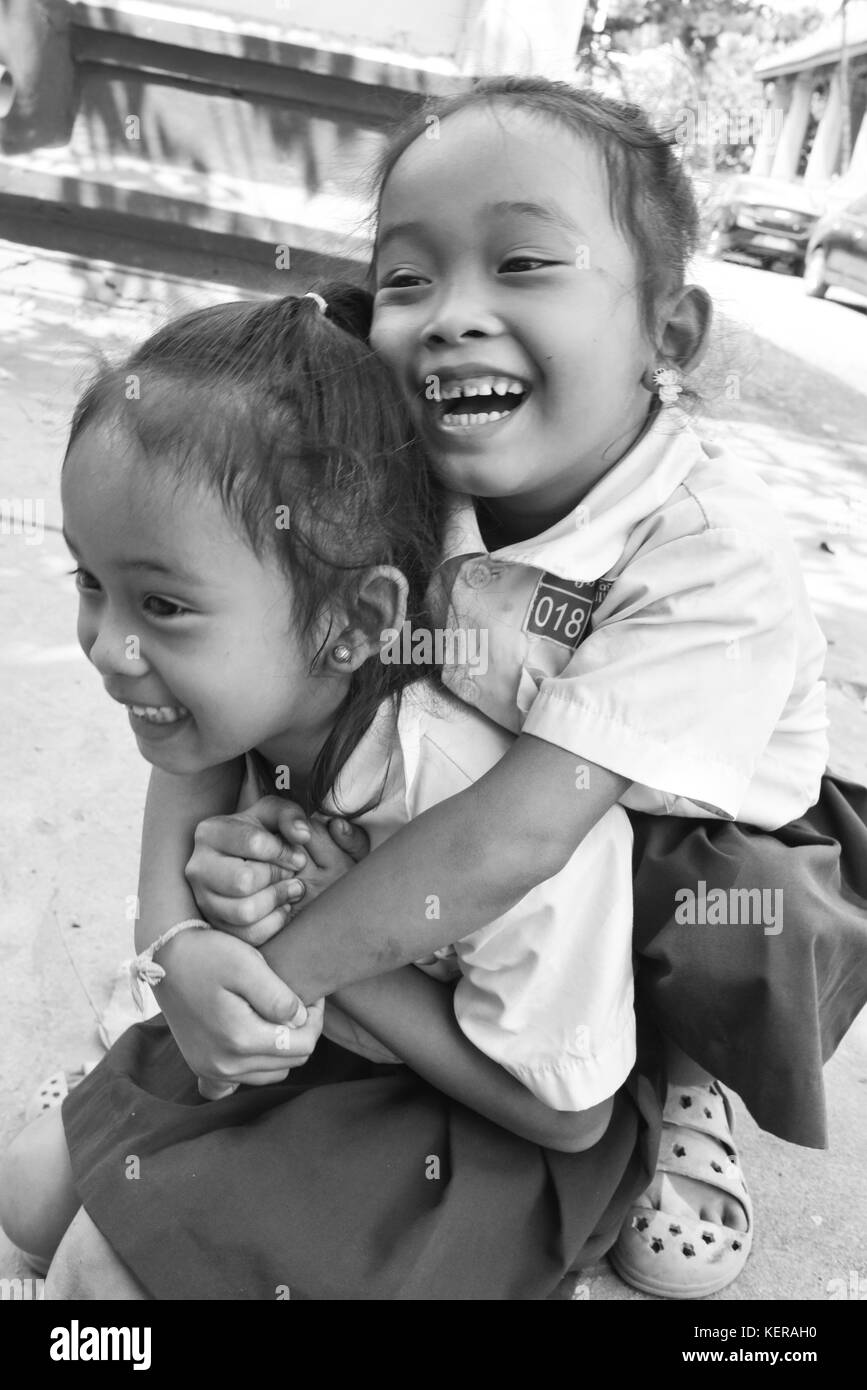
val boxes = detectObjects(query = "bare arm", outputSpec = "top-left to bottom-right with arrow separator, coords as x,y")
333,966 -> 613,1153
136,763 -> 244,952
260,736 -> 628,1002
136,763 -> 316,1091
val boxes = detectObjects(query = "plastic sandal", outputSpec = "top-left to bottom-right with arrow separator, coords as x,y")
24,1061 -> 99,1124
609,1081 -> 753,1299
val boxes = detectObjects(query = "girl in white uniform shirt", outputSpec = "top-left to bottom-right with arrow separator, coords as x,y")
183,81 -> 867,1299
0,288 -> 656,1301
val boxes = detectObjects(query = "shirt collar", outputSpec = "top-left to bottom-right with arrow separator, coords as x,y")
439,407 -> 703,583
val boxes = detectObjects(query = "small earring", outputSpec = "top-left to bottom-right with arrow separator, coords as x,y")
645,364 -> 683,405
332,643 -> 352,664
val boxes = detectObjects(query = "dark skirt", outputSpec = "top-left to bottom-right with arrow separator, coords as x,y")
62,1020 -> 661,1301
630,773 -> 867,1149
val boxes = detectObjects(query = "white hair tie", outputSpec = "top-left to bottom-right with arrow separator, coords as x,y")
303,292 -> 328,315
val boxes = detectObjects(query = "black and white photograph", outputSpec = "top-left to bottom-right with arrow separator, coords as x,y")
0,0 -> 865,1332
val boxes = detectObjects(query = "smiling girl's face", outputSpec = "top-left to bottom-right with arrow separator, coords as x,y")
371,104 -> 656,538
61,423 -> 348,779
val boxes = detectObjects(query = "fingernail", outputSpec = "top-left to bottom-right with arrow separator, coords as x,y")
291,821 -> 310,840
288,1002 -> 308,1029
286,880 -> 304,900
290,851 -> 306,871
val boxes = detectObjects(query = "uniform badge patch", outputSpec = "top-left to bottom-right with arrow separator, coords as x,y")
523,572 -> 605,650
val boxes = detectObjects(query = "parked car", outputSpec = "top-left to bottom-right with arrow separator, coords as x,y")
705,175 -> 823,272
803,192 -> 867,299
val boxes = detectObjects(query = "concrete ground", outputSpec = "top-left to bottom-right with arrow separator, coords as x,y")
0,242 -> 865,1300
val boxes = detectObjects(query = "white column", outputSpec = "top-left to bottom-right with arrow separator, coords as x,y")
457,0 -> 589,79
750,85 -> 785,176
805,69 -> 844,187
848,106 -> 867,185
0,66 -> 14,120
771,72 -> 814,180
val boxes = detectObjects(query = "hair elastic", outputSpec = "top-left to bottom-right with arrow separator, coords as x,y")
303,292 -> 328,315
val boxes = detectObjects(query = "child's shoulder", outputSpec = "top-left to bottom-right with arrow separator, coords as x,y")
396,680 -> 514,810
326,682 -> 514,832
629,425 -> 796,565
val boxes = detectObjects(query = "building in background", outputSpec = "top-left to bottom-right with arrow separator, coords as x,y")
0,0 -> 587,284
752,0 -> 867,192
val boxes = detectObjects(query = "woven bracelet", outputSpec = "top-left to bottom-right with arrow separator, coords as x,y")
128,918 -> 211,1011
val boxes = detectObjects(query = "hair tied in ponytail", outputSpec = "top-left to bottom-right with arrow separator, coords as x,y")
303,292 -> 328,316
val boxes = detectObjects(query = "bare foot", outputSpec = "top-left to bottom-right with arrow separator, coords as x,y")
636,1171 -> 750,1232
633,1042 -> 749,1232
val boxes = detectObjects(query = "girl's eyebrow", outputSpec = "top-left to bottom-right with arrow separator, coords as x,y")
378,202 -> 585,255
118,557 -> 199,581
62,530 -> 199,584
491,199 -> 585,238
376,219 -> 430,254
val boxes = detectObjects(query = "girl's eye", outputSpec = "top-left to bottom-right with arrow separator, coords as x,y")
499,256 -> 555,273
377,270 -> 428,291
143,595 -> 190,618
70,566 -> 100,592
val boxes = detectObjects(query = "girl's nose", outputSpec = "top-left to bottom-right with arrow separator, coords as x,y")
83,618 -> 149,680
422,285 -> 502,347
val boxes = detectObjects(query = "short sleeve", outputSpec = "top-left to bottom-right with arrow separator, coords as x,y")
522,529 -> 798,819
451,807 -> 636,1112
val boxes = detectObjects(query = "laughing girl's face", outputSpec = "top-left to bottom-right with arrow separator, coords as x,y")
61,423 -> 347,779
371,103 -> 654,538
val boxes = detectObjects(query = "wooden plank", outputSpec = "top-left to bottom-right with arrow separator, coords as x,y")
71,29 -> 434,124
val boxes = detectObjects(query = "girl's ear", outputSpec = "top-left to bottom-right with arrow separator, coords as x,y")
656,284 -> 713,374
328,566 -> 409,672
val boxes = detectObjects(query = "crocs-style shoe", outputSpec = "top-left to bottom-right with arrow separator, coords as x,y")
610,1081 -> 753,1299
24,1062 -> 99,1124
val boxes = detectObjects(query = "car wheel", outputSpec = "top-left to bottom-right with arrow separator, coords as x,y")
803,248 -> 828,298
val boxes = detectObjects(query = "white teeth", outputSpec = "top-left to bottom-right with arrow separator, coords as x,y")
129,703 -> 188,724
434,376 -> 525,401
442,410 -> 510,429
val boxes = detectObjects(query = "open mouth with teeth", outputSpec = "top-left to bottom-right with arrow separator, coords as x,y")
127,703 -> 189,725
429,376 -> 528,429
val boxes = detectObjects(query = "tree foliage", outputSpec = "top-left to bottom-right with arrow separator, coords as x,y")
577,0 -> 826,174
579,0 -> 825,75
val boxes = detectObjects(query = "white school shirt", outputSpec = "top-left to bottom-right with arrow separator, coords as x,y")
275,684 -> 636,1112
426,408 -> 829,830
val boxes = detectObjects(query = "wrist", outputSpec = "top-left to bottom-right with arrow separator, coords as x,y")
260,931 -> 330,1006
129,918 -> 210,1009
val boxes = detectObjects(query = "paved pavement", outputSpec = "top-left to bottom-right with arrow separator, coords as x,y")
0,243 -> 865,1300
